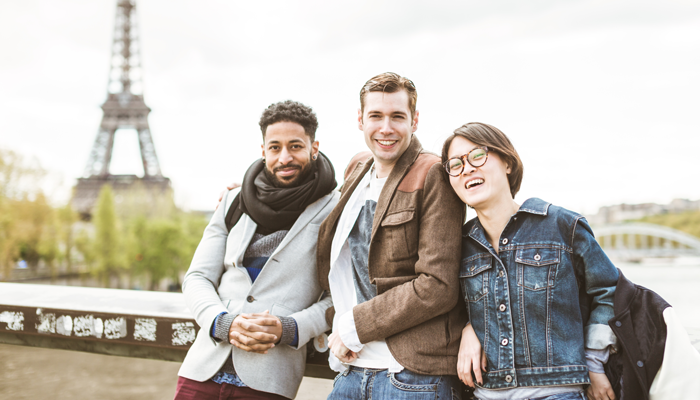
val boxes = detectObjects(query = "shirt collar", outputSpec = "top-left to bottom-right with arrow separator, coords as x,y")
516,198 -> 551,216
465,198 -> 551,242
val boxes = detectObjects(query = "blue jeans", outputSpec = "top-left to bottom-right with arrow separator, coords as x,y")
328,366 -> 462,400
476,392 -> 586,400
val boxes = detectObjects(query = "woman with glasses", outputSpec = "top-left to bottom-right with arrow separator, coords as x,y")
441,122 -> 618,400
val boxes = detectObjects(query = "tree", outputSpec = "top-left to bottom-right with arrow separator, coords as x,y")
92,185 -> 125,287
56,204 -> 78,275
128,213 -> 207,291
0,149 -> 53,279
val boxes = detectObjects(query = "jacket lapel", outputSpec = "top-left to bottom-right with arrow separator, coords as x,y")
370,135 -> 423,240
226,214 -> 258,268
317,155 -> 373,290
270,191 -> 335,258
322,156 -> 374,242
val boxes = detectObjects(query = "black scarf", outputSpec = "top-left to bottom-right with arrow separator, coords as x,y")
235,152 -> 336,233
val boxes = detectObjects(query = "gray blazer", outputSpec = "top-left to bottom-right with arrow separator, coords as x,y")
178,188 -> 338,399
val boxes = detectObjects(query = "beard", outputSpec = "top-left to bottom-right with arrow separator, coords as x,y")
263,156 -> 316,188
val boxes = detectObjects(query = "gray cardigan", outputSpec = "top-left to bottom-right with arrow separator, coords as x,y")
178,188 -> 338,399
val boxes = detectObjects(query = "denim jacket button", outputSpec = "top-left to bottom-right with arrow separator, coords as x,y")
499,304 -> 506,312
501,338 -> 509,346
505,375 -> 513,383
534,254 -> 541,261
502,238 -> 508,245
498,270 -> 505,278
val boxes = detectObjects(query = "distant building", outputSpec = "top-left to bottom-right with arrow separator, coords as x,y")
587,199 -> 700,225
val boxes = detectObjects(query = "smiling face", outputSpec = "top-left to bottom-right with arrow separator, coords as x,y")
447,136 -> 513,210
261,121 -> 319,188
358,90 -> 419,177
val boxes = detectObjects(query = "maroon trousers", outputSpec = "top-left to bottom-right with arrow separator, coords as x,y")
174,377 -> 288,400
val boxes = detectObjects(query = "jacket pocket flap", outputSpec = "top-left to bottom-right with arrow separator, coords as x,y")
374,275 -> 418,294
380,209 -> 415,226
460,259 -> 492,277
516,247 -> 560,266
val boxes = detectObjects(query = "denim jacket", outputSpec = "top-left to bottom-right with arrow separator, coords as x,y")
461,198 -> 618,390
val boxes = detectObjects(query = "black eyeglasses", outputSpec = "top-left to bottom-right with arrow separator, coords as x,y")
443,146 -> 489,177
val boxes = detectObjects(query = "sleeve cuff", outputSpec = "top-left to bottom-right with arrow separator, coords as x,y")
338,310 -> 363,352
277,316 -> 298,346
585,347 -> 610,374
214,313 -> 236,342
585,324 -> 618,351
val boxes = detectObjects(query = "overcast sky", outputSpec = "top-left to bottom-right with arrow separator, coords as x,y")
1,0 -> 699,215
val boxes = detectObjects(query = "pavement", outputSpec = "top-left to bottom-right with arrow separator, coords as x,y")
0,344 -> 332,400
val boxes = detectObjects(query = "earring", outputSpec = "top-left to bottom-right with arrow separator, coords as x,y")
262,158 -> 266,164
313,155 -> 317,160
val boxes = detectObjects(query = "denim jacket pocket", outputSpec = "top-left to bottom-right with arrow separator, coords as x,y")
460,254 -> 492,302
516,247 -> 560,291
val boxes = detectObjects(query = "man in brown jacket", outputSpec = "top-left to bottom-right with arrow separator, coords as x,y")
317,72 -> 467,399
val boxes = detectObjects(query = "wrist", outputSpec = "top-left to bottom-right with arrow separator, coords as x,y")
277,316 -> 297,345
214,313 -> 236,342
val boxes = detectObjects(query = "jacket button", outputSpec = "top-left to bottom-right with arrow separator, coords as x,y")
498,271 -> 505,278
637,361 -> 644,367
246,295 -> 254,303
499,304 -> 506,312
501,338 -> 509,346
534,254 -> 541,261
502,238 -> 508,245
615,321 -> 622,327
505,375 -> 513,383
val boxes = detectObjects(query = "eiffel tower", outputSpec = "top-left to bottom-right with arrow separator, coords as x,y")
73,0 -> 171,219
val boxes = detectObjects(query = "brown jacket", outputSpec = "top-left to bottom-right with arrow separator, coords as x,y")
317,136 -> 467,375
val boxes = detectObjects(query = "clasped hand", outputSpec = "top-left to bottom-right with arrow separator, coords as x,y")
228,310 -> 282,354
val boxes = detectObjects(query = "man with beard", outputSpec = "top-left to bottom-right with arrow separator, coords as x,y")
175,100 -> 338,400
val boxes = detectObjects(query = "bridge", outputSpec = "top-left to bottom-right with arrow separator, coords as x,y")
1,282 -> 699,380
0,283 -> 335,380
594,223 -> 700,260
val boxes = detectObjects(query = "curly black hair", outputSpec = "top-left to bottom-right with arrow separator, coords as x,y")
259,100 -> 318,141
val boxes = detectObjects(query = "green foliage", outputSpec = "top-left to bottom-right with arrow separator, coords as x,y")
0,147 -> 208,289
113,179 -> 177,220
0,148 -> 46,199
638,210 -> 700,239
83,186 -> 207,289
56,204 -> 78,273
92,185 -> 126,285
128,214 -> 205,290
0,149 -> 64,280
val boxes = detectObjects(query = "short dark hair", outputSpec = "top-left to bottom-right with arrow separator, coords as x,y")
441,122 -> 524,199
259,100 -> 318,141
359,72 -> 417,119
